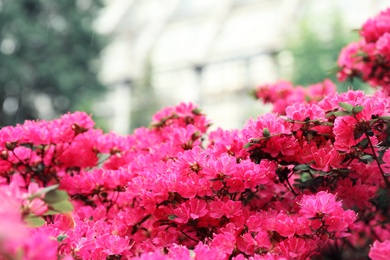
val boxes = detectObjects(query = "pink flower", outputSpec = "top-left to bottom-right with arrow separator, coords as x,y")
267,212 -> 296,238
208,199 -> 242,219
187,199 -> 208,220
298,192 -> 356,235
337,42 -> 363,81
369,240 -> 390,260
277,237 -> 316,260
95,234 -> 130,256
263,135 -> 299,158
361,8 -> 390,43
131,252 -> 169,260
193,243 -> 225,259
208,200 -> 228,219
381,149 -> 390,173
244,113 -> 291,140
173,204 -> 191,224
376,32 -> 390,56
309,145 -> 343,172
306,79 -> 337,101
167,244 -> 192,260
221,200 -> 242,219
211,232 -> 236,255
285,103 -> 325,122
24,197 -> 48,216
21,232 -> 58,260
299,191 -> 342,218
174,146 -> 208,174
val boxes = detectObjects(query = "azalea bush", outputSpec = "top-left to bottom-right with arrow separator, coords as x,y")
1,8 -> 390,260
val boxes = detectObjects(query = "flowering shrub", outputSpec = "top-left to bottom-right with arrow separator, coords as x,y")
2,8 -> 390,260
338,8 -> 390,90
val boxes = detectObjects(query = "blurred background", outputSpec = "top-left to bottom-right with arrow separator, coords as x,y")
0,0 -> 389,134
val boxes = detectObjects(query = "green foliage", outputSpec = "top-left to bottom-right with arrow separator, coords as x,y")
130,55 -> 160,131
43,189 -> 69,204
57,234 -> 67,243
24,185 -> 74,227
286,9 -> 367,92
49,200 -> 74,213
0,0 -> 107,126
24,214 -> 45,227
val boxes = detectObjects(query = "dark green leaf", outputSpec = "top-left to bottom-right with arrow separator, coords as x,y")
263,128 -> 270,138
354,131 -> 364,140
168,215 -> 177,220
359,154 -> 374,163
293,164 -> 310,171
335,168 -> 352,173
358,138 -> 369,148
57,235 -> 67,243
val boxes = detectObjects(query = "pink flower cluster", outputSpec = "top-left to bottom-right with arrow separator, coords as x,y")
2,8 -> 390,260
253,79 -> 336,115
338,8 -> 390,90
2,89 -> 390,259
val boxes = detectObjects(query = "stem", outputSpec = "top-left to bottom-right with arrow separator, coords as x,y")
179,229 -> 198,243
365,132 -> 390,190
370,226 -> 382,242
285,177 -> 298,196
131,214 -> 151,235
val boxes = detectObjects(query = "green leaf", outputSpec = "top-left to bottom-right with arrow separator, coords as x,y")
354,131 -> 364,140
360,154 -> 374,163
293,164 -> 310,171
25,214 -> 45,227
333,111 -> 351,117
325,112 -> 335,118
57,234 -> 67,243
358,138 -> 369,148
339,102 -> 353,112
43,210 -> 61,216
51,201 -> 74,213
263,128 -> 270,138
335,168 -> 352,173
244,142 -> 253,149
192,108 -> 202,115
322,122 -> 334,126
29,184 -> 59,200
300,172 -> 311,182
352,105 -> 364,114
168,215 -> 177,220
379,116 -> 390,120
244,138 -> 261,149
44,189 -> 69,204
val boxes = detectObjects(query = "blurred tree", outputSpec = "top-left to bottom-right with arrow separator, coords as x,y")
0,0 -> 106,126
130,55 -> 160,131
286,10 -> 367,92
